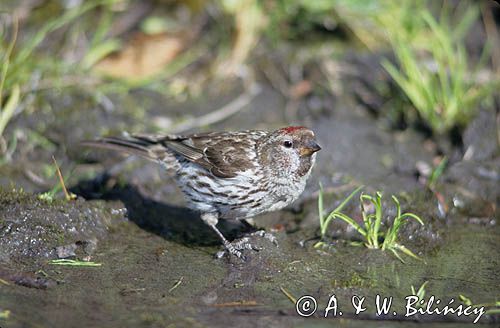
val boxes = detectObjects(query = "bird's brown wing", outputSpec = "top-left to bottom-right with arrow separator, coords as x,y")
131,133 -> 206,164
84,131 -> 266,179
138,131 -> 267,178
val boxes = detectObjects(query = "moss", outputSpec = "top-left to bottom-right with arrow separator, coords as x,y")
0,187 -> 68,208
0,188 -> 31,206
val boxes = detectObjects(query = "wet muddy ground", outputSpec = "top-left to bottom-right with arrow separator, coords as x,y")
0,75 -> 499,328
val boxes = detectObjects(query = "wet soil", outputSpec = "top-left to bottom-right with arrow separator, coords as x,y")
0,78 -> 498,327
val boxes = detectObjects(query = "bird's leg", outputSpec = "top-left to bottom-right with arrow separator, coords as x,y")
201,212 -> 246,258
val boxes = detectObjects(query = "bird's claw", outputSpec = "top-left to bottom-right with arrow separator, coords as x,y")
216,237 -> 259,260
250,230 -> 279,246
216,231 -> 278,260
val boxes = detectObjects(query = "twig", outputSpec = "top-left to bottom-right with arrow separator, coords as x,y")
52,156 -> 75,201
279,286 -> 297,304
170,83 -> 261,133
212,300 -> 258,307
168,276 -> 183,293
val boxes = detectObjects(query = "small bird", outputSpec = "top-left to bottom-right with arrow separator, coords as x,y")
83,126 -> 321,257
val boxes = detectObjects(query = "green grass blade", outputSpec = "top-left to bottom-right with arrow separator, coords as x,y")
389,248 -> 406,263
417,281 -> 428,299
459,294 -> 473,306
372,192 -> 383,248
393,243 -> 423,262
82,39 -> 121,70
428,157 -> 448,188
0,17 -> 18,109
485,309 -> 500,315
318,182 -> 325,236
0,84 -> 20,137
333,186 -> 364,212
332,212 -> 367,237
400,213 -> 424,225
49,259 -> 102,267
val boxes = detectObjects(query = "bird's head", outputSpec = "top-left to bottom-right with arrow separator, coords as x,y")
258,126 -> 321,178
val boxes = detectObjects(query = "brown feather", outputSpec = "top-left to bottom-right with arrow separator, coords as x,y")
83,130 -> 268,179
80,138 -> 157,160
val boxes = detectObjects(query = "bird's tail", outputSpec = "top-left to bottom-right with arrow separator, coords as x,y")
81,136 -> 161,161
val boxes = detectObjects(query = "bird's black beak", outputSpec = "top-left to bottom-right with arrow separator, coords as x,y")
300,141 -> 321,156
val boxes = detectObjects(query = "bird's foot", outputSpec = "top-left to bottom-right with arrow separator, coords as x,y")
249,230 -> 279,246
216,237 -> 257,260
215,230 -> 278,260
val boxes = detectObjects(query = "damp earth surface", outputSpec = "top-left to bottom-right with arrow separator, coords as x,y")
0,79 -> 498,328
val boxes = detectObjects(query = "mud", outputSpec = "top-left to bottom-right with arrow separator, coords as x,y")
0,190 -> 117,264
0,57 -> 499,327
1,193 -> 498,326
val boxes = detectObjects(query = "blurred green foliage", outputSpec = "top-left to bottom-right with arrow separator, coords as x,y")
0,0 -> 121,141
263,0 -> 381,42
381,1 -> 498,134
0,0 -> 498,143
260,0 -> 498,133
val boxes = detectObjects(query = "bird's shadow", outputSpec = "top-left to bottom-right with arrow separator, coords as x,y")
71,174 -> 252,247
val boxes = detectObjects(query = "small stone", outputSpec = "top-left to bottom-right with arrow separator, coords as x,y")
56,244 -> 77,259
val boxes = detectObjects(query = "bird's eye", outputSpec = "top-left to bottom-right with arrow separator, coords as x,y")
283,140 -> 293,148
